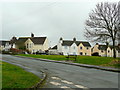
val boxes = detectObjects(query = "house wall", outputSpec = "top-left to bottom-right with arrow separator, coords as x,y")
57,39 -> 63,53
43,38 -> 49,51
33,45 -> 44,52
61,43 -> 78,55
111,49 -> 119,57
49,49 -> 58,55
25,39 -> 34,52
92,44 -> 99,54
0,46 -> 4,51
0,43 -> 11,51
78,43 -> 91,56
25,38 -> 49,53
62,46 -> 70,55
107,47 -> 112,57
118,52 -> 120,57
92,44 -> 119,57
99,50 -> 106,57
69,43 -> 78,55
13,44 -> 16,48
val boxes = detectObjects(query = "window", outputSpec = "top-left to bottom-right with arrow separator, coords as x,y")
29,44 -> 31,48
85,53 -> 87,55
108,50 -> 110,53
80,47 -> 82,50
73,46 -> 75,49
86,47 -> 89,50
64,46 -> 67,49
27,44 -> 29,48
101,50 -> 103,53
80,52 -> 83,55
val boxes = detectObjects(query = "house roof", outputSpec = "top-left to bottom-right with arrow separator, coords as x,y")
98,45 -> 108,50
30,37 -> 46,44
62,40 -> 91,47
62,40 -> 73,46
76,41 -> 91,47
51,45 -> 57,49
0,41 -> 10,46
109,46 -> 120,51
16,37 -> 46,45
16,38 -> 28,44
97,44 -> 120,52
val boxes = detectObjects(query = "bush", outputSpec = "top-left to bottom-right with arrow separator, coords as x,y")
10,48 -> 23,55
2,50 -> 10,54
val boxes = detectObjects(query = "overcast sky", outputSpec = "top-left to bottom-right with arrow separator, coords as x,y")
1,0 -> 119,47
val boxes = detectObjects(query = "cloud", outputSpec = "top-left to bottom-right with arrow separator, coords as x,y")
2,1 -> 119,46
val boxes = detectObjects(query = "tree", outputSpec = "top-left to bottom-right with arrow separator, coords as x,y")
84,2 -> 120,58
10,36 -> 17,48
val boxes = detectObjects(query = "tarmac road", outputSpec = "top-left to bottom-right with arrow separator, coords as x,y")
1,54 -> 119,89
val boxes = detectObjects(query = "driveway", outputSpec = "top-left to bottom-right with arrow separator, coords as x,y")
1,54 -> 119,88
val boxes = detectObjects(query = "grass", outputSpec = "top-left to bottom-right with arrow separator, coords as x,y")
2,61 -> 41,88
18,54 -> 120,68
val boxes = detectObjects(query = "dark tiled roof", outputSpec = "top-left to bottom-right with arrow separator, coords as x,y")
31,37 -> 46,44
61,40 -> 91,47
109,46 -> 120,51
16,37 -> 46,45
76,41 -> 91,47
98,45 -> 107,50
52,45 -> 57,49
0,41 -> 10,46
16,38 -> 28,44
62,40 -> 73,46
98,45 -> 120,52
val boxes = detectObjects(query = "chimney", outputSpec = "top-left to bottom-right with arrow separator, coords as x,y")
73,37 -> 76,42
96,43 -> 99,45
59,37 -> 63,44
60,37 -> 63,40
31,33 -> 34,38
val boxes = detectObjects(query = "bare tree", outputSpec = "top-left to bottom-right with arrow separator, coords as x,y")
84,2 -> 120,58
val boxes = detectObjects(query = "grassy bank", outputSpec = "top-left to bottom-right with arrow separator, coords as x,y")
18,54 -> 120,68
2,61 -> 41,88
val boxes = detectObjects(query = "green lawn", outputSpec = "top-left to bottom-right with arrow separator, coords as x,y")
2,61 -> 41,88
18,54 -> 120,68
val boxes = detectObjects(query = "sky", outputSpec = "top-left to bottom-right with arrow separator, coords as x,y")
1,0 -> 119,47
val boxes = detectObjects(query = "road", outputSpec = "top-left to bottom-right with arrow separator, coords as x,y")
1,54 -> 119,88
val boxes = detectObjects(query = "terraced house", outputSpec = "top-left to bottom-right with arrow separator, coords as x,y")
57,37 -> 91,55
16,33 -> 49,54
92,43 -> 120,57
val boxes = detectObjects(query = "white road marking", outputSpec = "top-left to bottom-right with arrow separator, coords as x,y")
51,77 -> 60,80
61,80 -> 73,84
60,86 -> 70,88
75,85 -> 87,88
50,81 -> 61,86
50,76 -> 88,89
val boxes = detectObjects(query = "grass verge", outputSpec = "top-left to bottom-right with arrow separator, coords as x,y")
2,61 -> 41,88
18,54 -> 120,68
